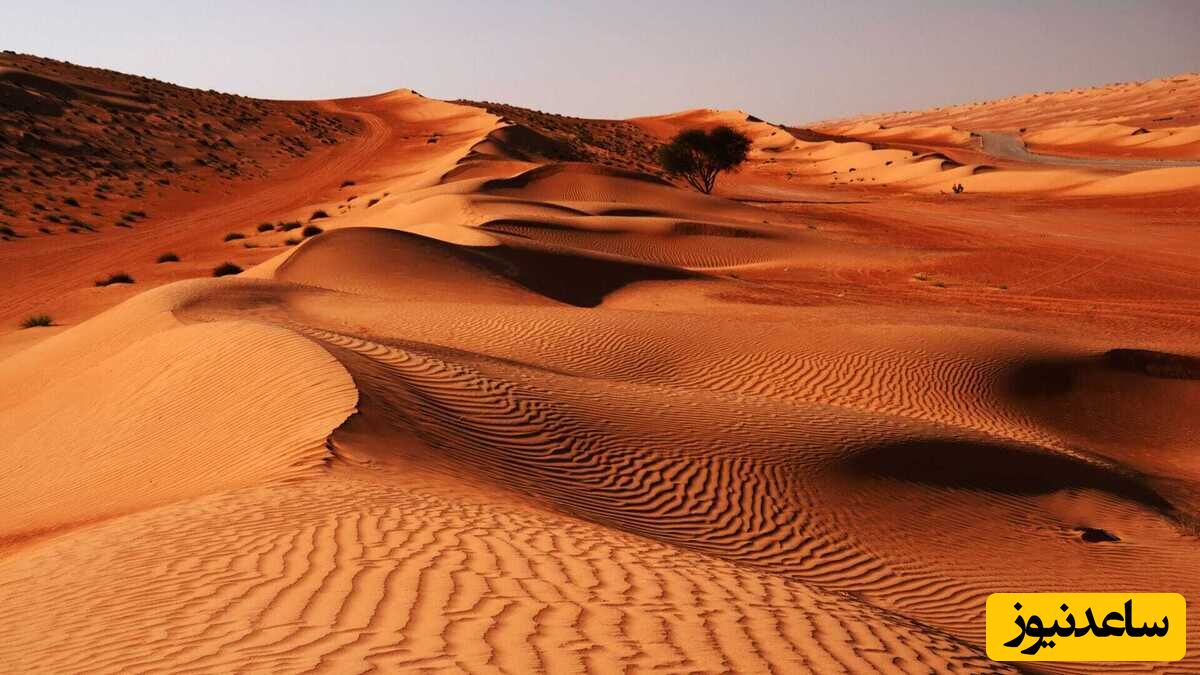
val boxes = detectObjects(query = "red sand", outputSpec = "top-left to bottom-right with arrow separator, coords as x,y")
2,53 -> 1199,672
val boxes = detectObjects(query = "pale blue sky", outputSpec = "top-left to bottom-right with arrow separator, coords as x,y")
2,1 -> 1197,123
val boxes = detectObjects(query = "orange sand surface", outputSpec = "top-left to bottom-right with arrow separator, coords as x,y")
2,55 -> 1200,673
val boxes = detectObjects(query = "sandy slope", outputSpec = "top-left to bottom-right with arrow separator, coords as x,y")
630,105 -> 1200,197
2,58 -> 1200,673
803,72 -> 1200,194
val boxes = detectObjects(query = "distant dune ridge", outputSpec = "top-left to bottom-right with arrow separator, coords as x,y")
806,72 -> 1200,193
2,53 -> 1200,672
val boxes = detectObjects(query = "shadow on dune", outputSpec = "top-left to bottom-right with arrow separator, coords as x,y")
482,218 -> 778,240
1104,348 -> 1200,380
1003,358 -> 1077,397
475,240 -> 698,307
481,162 -> 673,191
481,125 -> 578,162
842,438 -> 1174,516
593,207 -> 669,217
1004,348 -> 1200,399
277,227 -> 697,308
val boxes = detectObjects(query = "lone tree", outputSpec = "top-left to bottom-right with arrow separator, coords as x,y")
657,125 -> 752,194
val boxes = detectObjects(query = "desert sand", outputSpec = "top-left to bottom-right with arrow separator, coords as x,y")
2,52 -> 1199,673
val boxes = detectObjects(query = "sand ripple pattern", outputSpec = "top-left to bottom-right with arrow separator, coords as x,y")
0,478 -> 1007,674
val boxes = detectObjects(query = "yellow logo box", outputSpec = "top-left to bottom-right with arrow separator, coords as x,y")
986,593 -> 1186,662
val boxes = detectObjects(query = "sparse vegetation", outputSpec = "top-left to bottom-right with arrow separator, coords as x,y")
340,180 -> 355,188
257,222 -> 274,232
95,272 -> 135,287
20,314 -> 53,328
952,183 -> 965,194
453,100 -> 663,175
0,53 -> 361,269
302,225 -> 323,237
277,220 -> 302,231
212,262 -> 242,277
367,198 -> 380,208
310,209 -> 329,220
285,237 -> 301,246
223,232 -> 246,241
657,126 -> 751,194
157,252 -> 180,263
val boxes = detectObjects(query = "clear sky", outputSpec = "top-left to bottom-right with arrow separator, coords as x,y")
2,1 -> 1197,124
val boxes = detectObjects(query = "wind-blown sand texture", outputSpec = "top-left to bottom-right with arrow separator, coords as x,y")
2,55 -> 1199,673
806,73 -> 1200,194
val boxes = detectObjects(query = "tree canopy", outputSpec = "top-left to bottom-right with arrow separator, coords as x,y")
656,126 -> 752,194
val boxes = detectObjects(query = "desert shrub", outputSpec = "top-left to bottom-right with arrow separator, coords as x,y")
0,226 -> 16,237
657,126 -> 751,194
285,237 -> 301,246
157,252 -> 180,263
367,198 -> 380,208
310,209 -> 329,220
340,180 -> 355,188
21,314 -> 53,328
95,272 -> 135,286
302,225 -> 323,237
223,232 -> 246,241
277,220 -> 301,231
212,262 -> 242,277
63,197 -> 80,207
257,222 -> 274,232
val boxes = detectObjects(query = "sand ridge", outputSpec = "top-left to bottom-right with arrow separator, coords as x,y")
804,72 -> 1200,194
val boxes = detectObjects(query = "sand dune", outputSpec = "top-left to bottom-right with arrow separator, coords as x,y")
2,54 -> 1200,672
805,72 -> 1200,195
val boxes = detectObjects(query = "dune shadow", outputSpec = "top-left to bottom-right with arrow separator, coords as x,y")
278,227 -> 697,309
1004,349 -> 1200,400
1003,358 -> 1078,397
481,162 -> 672,191
1104,349 -> 1200,380
841,438 -> 1174,516
471,243 -> 697,307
